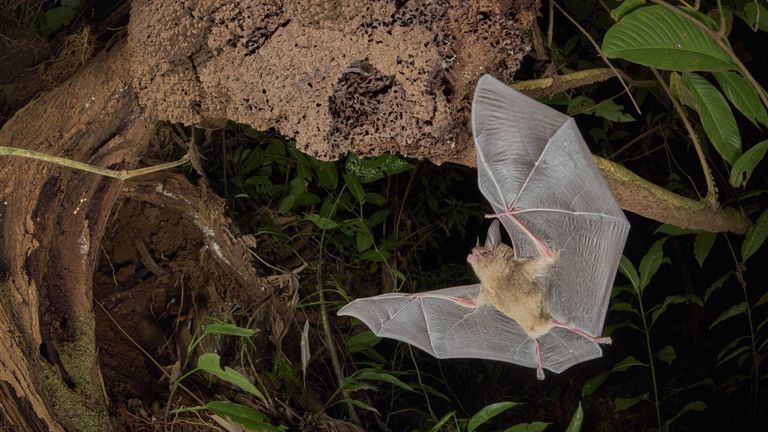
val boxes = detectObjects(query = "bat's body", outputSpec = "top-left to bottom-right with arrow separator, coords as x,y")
338,75 -> 629,380
468,227 -> 554,339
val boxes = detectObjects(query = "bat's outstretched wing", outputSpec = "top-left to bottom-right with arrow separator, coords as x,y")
472,74 -> 630,338
338,285 -> 602,373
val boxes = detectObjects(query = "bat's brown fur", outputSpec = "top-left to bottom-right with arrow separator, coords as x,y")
469,243 -> 557,339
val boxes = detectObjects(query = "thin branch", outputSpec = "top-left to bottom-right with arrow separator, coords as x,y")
0,146 -> 190,180
650,68 -> 717,207
553,1 -> 641,114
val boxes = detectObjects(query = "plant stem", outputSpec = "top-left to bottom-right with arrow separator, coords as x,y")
317,221 -> 360,424
0,146 -> 190,180
637,291 -> 663,431
725,236 -> 759,429
649,68 -> 718,208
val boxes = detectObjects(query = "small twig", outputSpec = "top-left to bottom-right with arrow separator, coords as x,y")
547,0 -> 554,47
650,68 -> 717,207
553,1 -> 641,114
0,146 -> 190,180
607,123 -> 668,160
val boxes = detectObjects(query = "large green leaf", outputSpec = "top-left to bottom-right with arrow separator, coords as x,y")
730,140 -> 768,187
603,6 -> 735,71
682,72 -> 741,164
714,71 -> 768,128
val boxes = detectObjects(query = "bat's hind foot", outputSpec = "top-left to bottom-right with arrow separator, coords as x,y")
552,320 -> 612,346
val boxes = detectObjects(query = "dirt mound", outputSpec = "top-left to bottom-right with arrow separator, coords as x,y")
128,0 -> 538,165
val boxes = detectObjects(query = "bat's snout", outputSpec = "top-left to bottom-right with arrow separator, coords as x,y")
466,246 -> 488,264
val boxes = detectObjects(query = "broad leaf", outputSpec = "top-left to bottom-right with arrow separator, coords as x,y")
657,345 -> 676,366
730,140 -> 768,188
610,0 -> 646,21
709,302 -> 746,329
714,71 -> 768,128
694,232 -> 716,267
619,256 -> 640,292
467,401 -> 520,432
197,353 -> 267,404
639,239 -> 667,291
742,209 -> 768,262
345,330 -> 380,353
355,370 -> 414,392
682,72 -> 741,165
343,172 -> 365,203
603,6 -> 735,71
205,401 -> 281,431
614,393 -> 648,412
744,3 -> 768,31
565,403 -> 584,432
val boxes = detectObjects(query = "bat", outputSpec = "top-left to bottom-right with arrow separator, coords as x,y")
338,74 -> 630,379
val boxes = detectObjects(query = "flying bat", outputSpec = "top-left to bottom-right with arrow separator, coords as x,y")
338,74 -> 630,379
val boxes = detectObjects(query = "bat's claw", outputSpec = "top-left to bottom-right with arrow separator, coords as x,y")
595,336 -> 612,345
536,366 -> 545,381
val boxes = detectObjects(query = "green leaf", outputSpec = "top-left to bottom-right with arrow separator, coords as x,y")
346,154 -> 414,183
205,401 -> 280,431
467,402 -> 520,432
202,323 -> 255,338
704,272 -> 733,302
610,0 -> 646,21
742,209 -> 768,262
717,345 -> 750,367
364,192 -> 387,206
614,393 -> 648,412
602,6 -> 735,72
618,256 -> 640,291
355,230 -> 373,252
427,411 -> 456,432
610,302 -> 640,315
305,214 -> 339,230
650,295 -> 700,327
313,160 -> 339,190
730,140 -> 768,188
592,100 -> 636,122
755,291 -> 768,308
345,330 -> 380,353
343,172 -> 365,204
657,345 -> 676,366
664,401 -> 707,430
504,422 -> 551,432
694,232 -> 716,267
582,371 -> 609,397
197,353 -> 267,404
565,403 -> 584,432
612,356 -> 648,372
639,239 -> 667,291
355,370 -> 414,392
682,72 -> 741,165
714,72 -> 768,128
709,302 -> 746,329
38,6 -> 77,36
367,209 -> 390,228
360,249 -> 390,262
343,398 -> 380,414
744,3 -> 768,31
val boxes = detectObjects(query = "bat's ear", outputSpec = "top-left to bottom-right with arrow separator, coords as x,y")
484,220 -> 501,251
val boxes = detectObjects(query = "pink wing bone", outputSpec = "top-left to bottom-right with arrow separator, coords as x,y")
477,141 -> 556,261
